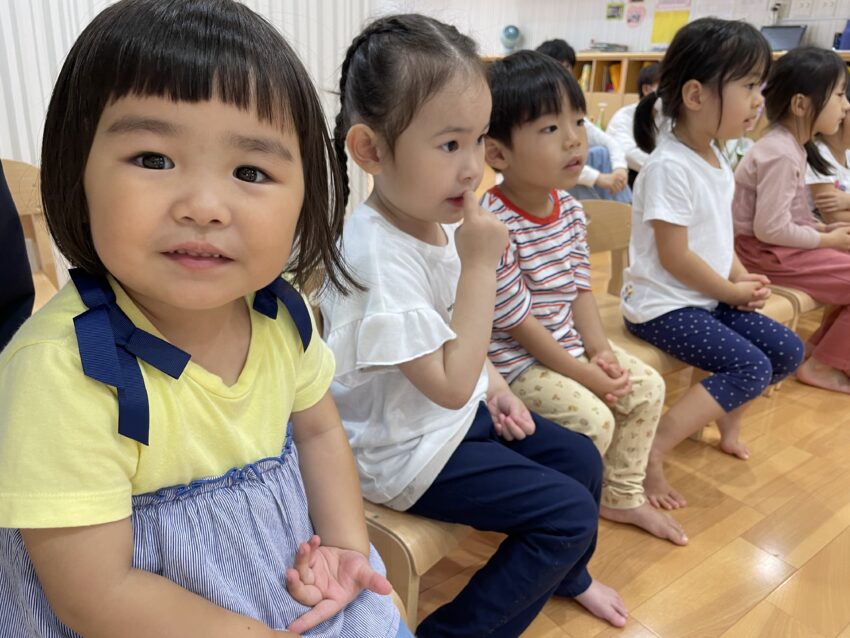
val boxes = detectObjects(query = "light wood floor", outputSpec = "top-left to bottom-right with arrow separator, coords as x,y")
417,260 -> 850,637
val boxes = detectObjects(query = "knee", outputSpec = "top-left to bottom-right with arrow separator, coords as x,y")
546,483 -> 600,543
771,331 -> 805,381
735,351 -> 774,399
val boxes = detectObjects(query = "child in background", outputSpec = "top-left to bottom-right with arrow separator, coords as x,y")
734,47 -> 850,393
623,18 -> 804,509
482,50 -> 686,546
537,39 -> 631,201
323,14 -> 627,637
607,63 -> 661,181
0,1 -> 404,636
806,81 -> 850,222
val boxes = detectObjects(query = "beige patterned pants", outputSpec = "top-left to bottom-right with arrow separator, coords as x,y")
510,343 -> 665,509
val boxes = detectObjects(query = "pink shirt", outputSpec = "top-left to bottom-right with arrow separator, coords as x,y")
732,125 -> 820,249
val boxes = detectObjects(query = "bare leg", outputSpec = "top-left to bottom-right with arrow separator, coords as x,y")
796,357 -> 850,394
644,384 -> 725,510
574,579 -> 628,628
600,502 -> 688,545
715,405 -> 750,459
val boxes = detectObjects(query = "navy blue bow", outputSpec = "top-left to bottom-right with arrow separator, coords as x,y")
252,276 -> 313,351
70,269 -> 191,446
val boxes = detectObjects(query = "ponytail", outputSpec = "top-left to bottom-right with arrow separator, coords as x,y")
634,91 -> 660,154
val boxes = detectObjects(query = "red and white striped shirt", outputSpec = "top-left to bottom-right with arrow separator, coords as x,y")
482,187 -> 591,383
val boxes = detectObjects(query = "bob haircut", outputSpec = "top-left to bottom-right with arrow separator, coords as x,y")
763,46 -> 849,176
487,50 -> 587,147
634,17 -> 772,154
41,0 -> 356,294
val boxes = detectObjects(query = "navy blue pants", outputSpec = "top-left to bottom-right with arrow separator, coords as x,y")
407,403 -> 602,638
625,304 -> 804,411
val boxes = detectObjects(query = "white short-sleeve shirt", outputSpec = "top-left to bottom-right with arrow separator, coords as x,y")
805,139 -> 850,212
621,134 -> 735,323
319,204 -> 488,510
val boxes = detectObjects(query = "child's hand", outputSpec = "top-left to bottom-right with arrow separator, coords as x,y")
580,361 -> 631,405
813,189 -> 850,215
286,536 -> 393,634
487,390 -> 536,441
821,224 -> 850,250
729,272 -> 771,310
455,190 -> 508,268
726,279 -> 767,310
589,348 -> 625,380
597,170 -> 628,193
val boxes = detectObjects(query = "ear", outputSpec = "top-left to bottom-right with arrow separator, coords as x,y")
485,137 -> 511,171
681,79 -> 705,111
346,123 -> 385,175
789,93 -> 811,119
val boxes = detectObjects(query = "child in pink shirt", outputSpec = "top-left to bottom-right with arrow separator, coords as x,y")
733,47 -> 850,393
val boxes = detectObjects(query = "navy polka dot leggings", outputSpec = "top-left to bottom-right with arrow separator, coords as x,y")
625,304 -> 804,412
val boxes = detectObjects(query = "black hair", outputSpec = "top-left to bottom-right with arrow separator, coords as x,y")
535,39 -> 577,69
634,17 -> 771,153
487,50 -> 587,147
638,63 -> 660,96
333,14 -> 485,207
763,46 -> 849,175
41,0 -> 357,294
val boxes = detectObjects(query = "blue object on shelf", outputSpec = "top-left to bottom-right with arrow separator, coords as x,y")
839,20 -> 850,50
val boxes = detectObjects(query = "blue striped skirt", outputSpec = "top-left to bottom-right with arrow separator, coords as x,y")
0,433 -> 400,637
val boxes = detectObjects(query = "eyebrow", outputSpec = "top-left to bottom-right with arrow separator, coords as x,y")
229,134 -> 294,163
106,116 -> 184,136
432,124 -> 491,138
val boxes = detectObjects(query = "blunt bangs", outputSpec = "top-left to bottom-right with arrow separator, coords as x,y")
488,50 -> 587,146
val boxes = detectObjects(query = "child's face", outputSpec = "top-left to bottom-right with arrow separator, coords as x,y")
372,72 -> 491,226
497,97 -> 587,192
814,78 -> 850,137
83,95 -> 304,314
712,72 -> 764,139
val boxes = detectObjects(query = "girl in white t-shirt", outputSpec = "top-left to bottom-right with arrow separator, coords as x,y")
321,14 -> 627,638
622,18 -> 804,510
806,82 -> 850,222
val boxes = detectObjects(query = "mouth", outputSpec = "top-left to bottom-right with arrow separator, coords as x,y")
163,242 -> 232,270
447,195 -> 465,208
563,156 -> 584,172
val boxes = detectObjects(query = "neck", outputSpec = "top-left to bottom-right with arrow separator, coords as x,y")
127,289 -> 251,385
822,135 -> 848,166
366,188 -> 446,246
498,176 -> 553,219
777,116 -> 812,148
672,118 -> 716,165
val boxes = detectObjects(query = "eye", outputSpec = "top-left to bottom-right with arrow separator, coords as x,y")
440,140 -> 459,152
234,166 -> 270,183
476,134 -> 486,145
134,153 -> 174,170
541,125 -> 558,134
576,118 -> 586,127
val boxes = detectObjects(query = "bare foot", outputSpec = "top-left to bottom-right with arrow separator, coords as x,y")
715,413 -> 749,460
600,502 -> 688,545
796,357 -> 850,394
575,579 -> 628,627
643,452 -> 687,510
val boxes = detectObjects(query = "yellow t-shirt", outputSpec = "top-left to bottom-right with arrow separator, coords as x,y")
0,277 -> 334,528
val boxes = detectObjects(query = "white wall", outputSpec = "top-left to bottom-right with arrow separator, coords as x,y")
375,0 -> 850,56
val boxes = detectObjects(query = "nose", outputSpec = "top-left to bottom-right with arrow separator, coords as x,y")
562,120 -> 582,150
843,95 -> 850,112
171,178 -> 231,227
460,145 -> 485,186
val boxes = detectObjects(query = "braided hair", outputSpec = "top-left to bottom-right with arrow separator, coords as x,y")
333,14 -> 485,206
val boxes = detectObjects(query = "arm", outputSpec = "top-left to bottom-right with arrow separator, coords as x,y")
291,391 -> 368,555
398,192 -> 508,409
22,521 -> 292,638
811,182 -> 850,223
652,220 -> 763,307
751,154 -> 822,249
606,108 -> 648,172
582,122 -> 628,192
